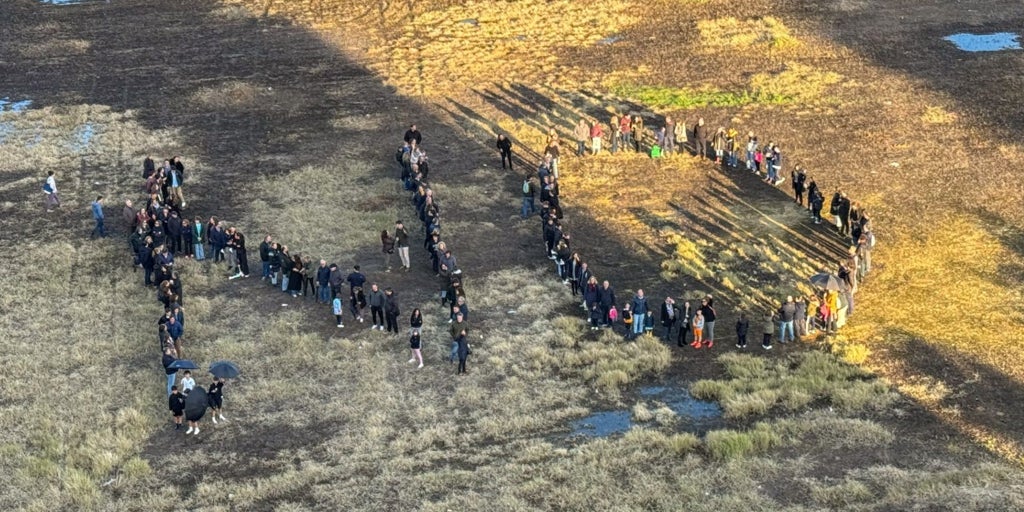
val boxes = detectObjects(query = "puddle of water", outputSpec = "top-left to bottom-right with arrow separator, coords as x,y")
944,32 -> 1021,52
597,35 -> 624,45
570,410 -> 632,438
70,122 -> 95,153
570,385 -> 723,439
642,386 -> 722,421
0,98 -> 32,113
39,0 -> 88,4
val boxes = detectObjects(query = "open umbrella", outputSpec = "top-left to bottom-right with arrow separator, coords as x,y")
208,360 -> 240,379
168,359 -> 199,370
184,385 -> 208,422
809,272 -> 847,291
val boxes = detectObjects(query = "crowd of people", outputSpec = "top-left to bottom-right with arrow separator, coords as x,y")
114,123 -> 475,399
507,111 -> 877,350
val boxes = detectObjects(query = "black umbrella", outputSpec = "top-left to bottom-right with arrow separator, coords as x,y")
809,272 -> 847,291
168,359 -> 199,370
208,360 -> 240,379
184,385 -> 208,422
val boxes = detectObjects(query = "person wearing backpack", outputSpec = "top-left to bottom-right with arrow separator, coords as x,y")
521,175 -> 536,219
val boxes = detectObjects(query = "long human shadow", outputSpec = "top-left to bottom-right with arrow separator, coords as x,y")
885,330 -> 1024,463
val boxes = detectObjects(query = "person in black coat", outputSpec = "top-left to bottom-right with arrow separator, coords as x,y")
404,124 -> 422,145
455,332 -> 470,375
676,300 -> 693,347
660,297 -> 678,342
384,288 -> 401,334
288,255 -> 304,297
497,134 -> 513,170
168,386 -> 186,429
598,281 -> 616,327
138,238 -> 156,286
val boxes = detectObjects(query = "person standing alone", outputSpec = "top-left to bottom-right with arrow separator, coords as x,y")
630,289 -> 649,339
394,221 -> 410,272
91,196 -> 106,239
43,170 -> 60,212
497,134 -> 514,170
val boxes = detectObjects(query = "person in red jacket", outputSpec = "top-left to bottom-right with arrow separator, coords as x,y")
590,121 -> 603,155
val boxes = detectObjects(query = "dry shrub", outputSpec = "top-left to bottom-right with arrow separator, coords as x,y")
632,402 -> 654,422
809,480 -> 875,508
774,412 -> 894,449
749,63 -> 843,104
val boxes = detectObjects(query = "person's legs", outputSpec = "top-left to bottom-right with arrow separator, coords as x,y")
633,313 -> 645,334
166,373 -> 175,396
450,341 -> 459,362
144,267 -> 153,286
262,261 -> 270,278
336,314 -> 343,326
174,338 -> 184,359
763,333 -> 772,348
705,321 -> 715,342
387,313 -> 398,333
677,325 -> 688,346
237,250 -> 249,275
414,348 -> 423,367
320,285 -> 331,303
738,333 -> 747,347
373,306 -> 384,326
458,357 -> 467,374
399,246 -> 410,269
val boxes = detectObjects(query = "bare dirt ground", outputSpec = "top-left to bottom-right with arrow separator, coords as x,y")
3,0 -> 1024,509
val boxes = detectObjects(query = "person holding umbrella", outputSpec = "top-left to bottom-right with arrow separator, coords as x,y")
169,385 -> 186,430
184,385 -> 208,435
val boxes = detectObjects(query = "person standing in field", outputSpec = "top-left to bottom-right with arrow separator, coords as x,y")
332,294 -> 345,328
367,283 -> 386,331
455,331 -> 471,375
762,311 -> 775,350
699,297 -> 717,347
690,310 -> 705,348
408,331 -> 424,368
632,115 -> 645,153
208,377 -> 226,423
693,118 -> 708,160
180,370 -> 195,395
162,347 -> 177,396
409,308 -> 423,336
745,133 -> 758,172
497,134 -> 514,170
259,235 -> 273,280
598,280 -> 616,327
590,120 -> 603,155
664,116 -> 677,154
778,296 -> 796,344
630,289 -> 649,338
192,216 -> 206,261
394,221 -> 410,272
168,386 -> 186,430
404,124 -> 422,145
288,254 -> 304,298
43,170 -> 60,212
574,119 -> 589,156
794,296 -> 808,340
726,127 -> 739,167
90,196 -> 106,239
384,287 -> 401,335
660,296 -> 678,342
620,302 -> 633,339
449,312 -> 468,363
619,114 -> 633,152
712,127 -> 727,164
736,312 -> 749,349
610,114 -> 621,154
521,175 -> 536,219
676,300 -> 692,348
381,229 -> 395,273
673,119 -> 687,155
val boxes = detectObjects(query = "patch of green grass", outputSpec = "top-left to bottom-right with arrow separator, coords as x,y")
690,352 -> 897,418
705,424 -> 781,460
611,84 -> 791,109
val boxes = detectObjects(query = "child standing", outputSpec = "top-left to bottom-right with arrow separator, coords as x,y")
589,303 -> 602,330
168,386 -> 185,430
691,310 -> 705,349
409,308 -> 423,336
180,371 -> 195,395
333,296 -> 345,328
408,332 -> 424,368
736,313 -> 749,349
208,378 -> 226,423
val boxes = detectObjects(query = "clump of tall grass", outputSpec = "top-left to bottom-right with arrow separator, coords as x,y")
690,352 -> 897,418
